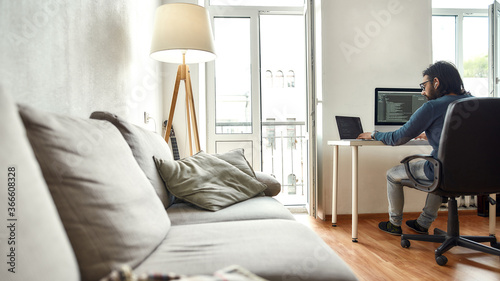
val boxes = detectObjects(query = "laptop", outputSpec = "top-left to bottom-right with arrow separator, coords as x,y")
335,116 -> 367,140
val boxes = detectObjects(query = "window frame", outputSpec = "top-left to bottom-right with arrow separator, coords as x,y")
432,8 -> 488,73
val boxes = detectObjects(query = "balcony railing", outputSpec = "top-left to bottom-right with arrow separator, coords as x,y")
216,120 -> 308,206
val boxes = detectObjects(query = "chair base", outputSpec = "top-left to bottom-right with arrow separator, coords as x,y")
401,197 -> 500,266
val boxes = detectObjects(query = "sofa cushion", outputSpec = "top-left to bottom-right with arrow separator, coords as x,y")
134,219 -> 358,281
167,196 -> 295,225
214,149 -> 281,197
90,111 -> 175,208
19,105 -> 171,281
154,151 -> 267,212
213,148 -> 256,178
255,171 -> 281,197
0,90 -> 80,281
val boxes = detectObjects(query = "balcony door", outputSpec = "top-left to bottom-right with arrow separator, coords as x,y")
490,0 -> 500,97
206,6 -> 309,206
206,12 -> 261,169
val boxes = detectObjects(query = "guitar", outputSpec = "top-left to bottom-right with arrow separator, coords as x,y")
165,120 -> 180,160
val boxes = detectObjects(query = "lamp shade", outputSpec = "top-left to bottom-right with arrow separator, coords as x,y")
150,3 -> 216,64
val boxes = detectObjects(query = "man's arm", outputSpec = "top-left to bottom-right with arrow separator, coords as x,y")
357,132 -> 373,140
357,102 -> 433,142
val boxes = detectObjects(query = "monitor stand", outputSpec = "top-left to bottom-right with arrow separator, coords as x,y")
374,125 -> 402,132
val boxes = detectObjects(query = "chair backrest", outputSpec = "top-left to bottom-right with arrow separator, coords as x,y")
437,97 -> 500,195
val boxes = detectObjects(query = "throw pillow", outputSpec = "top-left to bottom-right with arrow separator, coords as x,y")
254,171 -> 281,197
213,148 -> 257,178
154,151 -> 267,211
214,149 -> 281,197
90,111 -> 176,208
19,105 -> 171,281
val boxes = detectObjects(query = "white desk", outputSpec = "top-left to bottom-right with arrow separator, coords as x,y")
327,139 -> 429,242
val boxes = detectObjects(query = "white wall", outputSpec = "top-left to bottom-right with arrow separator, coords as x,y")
317,0 -> 433,217
0,0 -> 163,132
0,0 -> 209,159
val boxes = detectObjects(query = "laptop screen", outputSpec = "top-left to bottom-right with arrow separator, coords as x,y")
335,116 -> 363,139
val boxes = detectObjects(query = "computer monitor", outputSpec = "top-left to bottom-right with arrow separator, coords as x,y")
375,88 -> 427,126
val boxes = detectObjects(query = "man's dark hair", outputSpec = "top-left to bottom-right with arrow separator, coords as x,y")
423,61 -> 467,97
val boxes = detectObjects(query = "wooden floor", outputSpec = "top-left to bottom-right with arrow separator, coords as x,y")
293,211 -> 500,281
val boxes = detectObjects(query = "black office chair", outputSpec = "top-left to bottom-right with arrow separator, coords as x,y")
399,97 -> 500,266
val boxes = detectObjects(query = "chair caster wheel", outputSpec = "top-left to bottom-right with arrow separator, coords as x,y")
401,239 -> 410,248
490,237 -> 499,249
435,255 -> 448,266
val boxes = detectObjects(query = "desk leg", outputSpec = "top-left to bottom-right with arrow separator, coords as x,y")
489,194 -> 496,236
332,145 -> 339,227
351,146 -> 358,243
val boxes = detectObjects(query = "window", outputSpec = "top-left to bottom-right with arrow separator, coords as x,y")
264,70 -> 273,88
432,0 -> 492,9
432,2 -> 489,97
287,70 -> 295,88
214,17 -> 252,134
431,16 -> 455,63
275,70 -> 284,88
210,0 -> 303,7
463,17 -> 488,96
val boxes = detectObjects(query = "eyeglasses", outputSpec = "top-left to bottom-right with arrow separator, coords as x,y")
419,80 -> 432,91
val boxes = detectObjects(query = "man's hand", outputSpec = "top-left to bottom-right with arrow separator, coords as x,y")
414,132 -> 427,140
357,132 -> 372,140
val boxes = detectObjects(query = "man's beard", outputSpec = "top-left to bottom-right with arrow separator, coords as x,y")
426,87 -> 439,100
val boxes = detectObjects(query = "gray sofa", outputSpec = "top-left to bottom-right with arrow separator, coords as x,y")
0,89 -> 357,281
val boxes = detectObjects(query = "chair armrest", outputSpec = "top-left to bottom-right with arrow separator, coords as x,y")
254,171 -> 281,197
400,154 -> 441,193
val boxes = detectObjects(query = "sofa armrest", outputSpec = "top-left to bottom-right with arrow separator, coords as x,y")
255,171 -> 281,197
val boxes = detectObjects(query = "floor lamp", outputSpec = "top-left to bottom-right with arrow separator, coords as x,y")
150,3 -> 216,155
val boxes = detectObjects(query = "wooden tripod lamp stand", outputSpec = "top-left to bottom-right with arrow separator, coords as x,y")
150,3 -> 216,155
